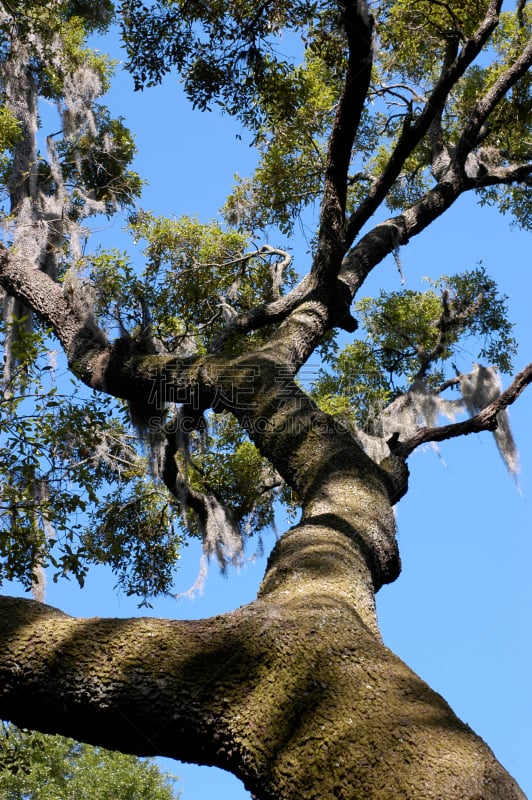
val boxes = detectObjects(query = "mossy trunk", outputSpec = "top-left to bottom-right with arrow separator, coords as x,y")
0,501 -> 525,799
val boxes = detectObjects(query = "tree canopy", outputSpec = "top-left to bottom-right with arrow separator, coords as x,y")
0,1 -> 530,798
0,722 -> 180,800
0,0 -> 530,599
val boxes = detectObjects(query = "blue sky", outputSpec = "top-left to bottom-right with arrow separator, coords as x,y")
7,23 -> 532,799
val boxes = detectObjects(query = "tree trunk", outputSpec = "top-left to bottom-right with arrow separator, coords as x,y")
0,498 -> 525,799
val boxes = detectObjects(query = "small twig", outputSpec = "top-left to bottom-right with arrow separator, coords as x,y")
370,83 -> 427,104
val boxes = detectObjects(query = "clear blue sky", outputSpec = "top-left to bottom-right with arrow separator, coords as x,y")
8,24 -> 532,799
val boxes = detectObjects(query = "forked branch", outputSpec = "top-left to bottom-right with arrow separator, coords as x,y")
0,244 -> 109,383
345,0 -> 503,246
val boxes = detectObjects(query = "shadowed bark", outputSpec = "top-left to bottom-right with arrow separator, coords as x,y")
1,2 -> 531,797
0,512 -> 525,800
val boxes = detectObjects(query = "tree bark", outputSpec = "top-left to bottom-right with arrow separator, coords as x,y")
0,225 -> 526,799
0,502 -> 525,799
0,4 -> 529,797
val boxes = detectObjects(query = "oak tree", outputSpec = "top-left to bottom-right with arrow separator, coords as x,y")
0,1 -> 531,798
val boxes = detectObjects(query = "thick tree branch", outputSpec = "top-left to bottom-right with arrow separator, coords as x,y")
344,0 -> 503,248
339,154 -> 530,308
0,541 -> 526,800
467,160 -> 532,189
0,244 -> 110,387
313,0 -> 374,277
208,273 -> 314,351
213,351 -> 402,582
391,360 -> 532,459
0,594 -> 260,761
340,176 -> 465,296
209,272 -> 358,364
0,511 -> 391,787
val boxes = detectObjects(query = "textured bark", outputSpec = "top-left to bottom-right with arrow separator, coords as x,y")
0,228 -> 528,798
0,511 -> 525,800
0,4 -> 530,797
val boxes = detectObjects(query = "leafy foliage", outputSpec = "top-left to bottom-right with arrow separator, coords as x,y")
84,479 -> 184,601
184,411 -> 280,533
120,0 -> 321,119
122,0 -> 532,233
223,50 -> 340,234
311,267 -> 517,430
0,315 -> 183,598
0,0 -> 528,604
0,722 -> 179,800
0,0 -> 142,243
89,213 -> 296,350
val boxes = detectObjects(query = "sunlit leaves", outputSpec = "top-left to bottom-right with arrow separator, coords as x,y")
189,412 -> 279,534
357,288 -> 449,382
36,14 -> 115,98
121,0 -> 343,233
0,105 -> 22,150
89,213 -> 296,349
376,0 -> 488,85
0,1 -> 115,35
361,268 -> 517,378
311,340 -> 392,428
311,267 -> 517,427
364,142 -> 433,211
225,50 -> 339,233
0,104 -> 22,191
0,379 -> 123,591
0,722 -> 180,800
447,11 -> 532,159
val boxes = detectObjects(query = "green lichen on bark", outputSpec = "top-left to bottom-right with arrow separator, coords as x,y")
0,534 -> 526,800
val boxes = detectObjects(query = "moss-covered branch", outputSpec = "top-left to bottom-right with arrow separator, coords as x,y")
392,360 -> 532,458
0,554 -> 526,800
